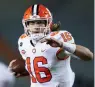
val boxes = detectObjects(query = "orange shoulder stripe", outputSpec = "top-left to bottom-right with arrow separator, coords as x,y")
20,34 -> 27,39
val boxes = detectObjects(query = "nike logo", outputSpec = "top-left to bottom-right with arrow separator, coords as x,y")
41,49 -> 46,52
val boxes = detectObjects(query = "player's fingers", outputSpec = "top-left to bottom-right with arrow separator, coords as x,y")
12,72 -> 21,78
45,38 -> 53,44
45,38 -> 63,47
8,59 -> 17,68
45,38 -> 52,41
11,72 -> 17,76
50,38 -> 63,47
39,37 -> 47,43
16,73 -> 21,78
46,38 -> 59,45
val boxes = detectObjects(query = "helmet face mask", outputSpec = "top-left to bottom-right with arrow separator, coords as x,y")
26,19 -> 51,33
22,4 -> 52,42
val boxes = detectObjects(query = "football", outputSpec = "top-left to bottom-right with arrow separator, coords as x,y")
9,58 -> 26,73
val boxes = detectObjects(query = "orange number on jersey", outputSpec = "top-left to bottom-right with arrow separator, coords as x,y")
26,56 -> 52,83
61,32 -> 72,42
34,56 -> 52,83
26,57 -> 37,83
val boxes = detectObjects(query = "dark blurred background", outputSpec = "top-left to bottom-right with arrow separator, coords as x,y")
0,0 -> 94,87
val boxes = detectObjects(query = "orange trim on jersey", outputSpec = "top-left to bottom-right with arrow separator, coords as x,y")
56,48 -> 69,60
20,34 -> 27,39
56,48 -> 63,55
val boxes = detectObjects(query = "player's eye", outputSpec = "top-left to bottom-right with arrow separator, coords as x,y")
26,20 -> 47,26
28,21 -> 35,25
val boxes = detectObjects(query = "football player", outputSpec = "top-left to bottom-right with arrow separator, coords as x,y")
9,4 -> 93,87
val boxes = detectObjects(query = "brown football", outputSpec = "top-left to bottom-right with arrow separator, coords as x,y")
9,58 -> 26,73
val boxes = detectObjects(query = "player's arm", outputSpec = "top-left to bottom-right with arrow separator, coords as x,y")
8,34 -> 29,78
62,42 -> 93,61
73,45 -> 93,60
45,32 -> 93,61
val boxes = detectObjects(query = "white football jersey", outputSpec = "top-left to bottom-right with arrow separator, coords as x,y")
18,30 -> 75,87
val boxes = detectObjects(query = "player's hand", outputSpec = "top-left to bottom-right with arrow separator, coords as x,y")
12,71 -> 29,78
12,72 -> 21,78
8,59 -> 29,78
46,37 -> 63,47
8,59 -> 21,77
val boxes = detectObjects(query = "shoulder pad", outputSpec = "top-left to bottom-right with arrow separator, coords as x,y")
18,34 -> 28,45
20,34 -> 27,39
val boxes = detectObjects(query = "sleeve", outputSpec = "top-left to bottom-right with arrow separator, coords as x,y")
47,30 -> 75,44
59,30 -> 75,44
56,30 -> 75,59
17,34 -> 26,60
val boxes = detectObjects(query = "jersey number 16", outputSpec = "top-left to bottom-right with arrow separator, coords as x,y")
26,56 -> 52,83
